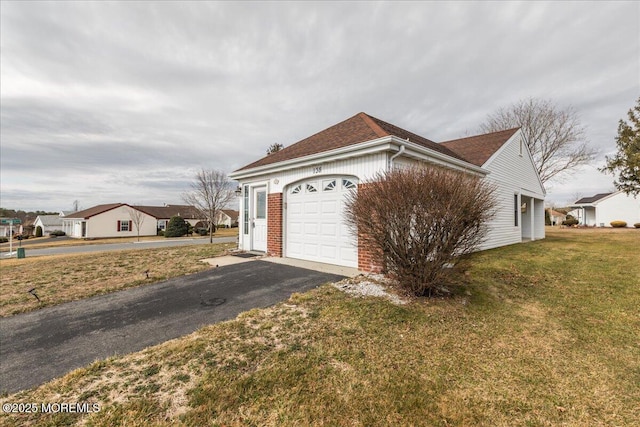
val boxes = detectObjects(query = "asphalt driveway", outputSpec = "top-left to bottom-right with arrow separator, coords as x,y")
0,260 -> 345,393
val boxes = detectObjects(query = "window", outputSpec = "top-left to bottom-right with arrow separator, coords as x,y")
306,183 -> 317,193
514,194 -> 519,226
342,179 -> 356,189
158,220 -> 167,230
243,185 -> 249,235
256,190 -> 266,219
117,220 -> 132,232
323,180 -> 336,191
291,184 -> 302,194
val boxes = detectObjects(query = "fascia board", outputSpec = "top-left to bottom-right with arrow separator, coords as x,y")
229,136 -> 396,180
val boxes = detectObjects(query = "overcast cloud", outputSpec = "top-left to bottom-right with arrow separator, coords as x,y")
1,1 -> 638,212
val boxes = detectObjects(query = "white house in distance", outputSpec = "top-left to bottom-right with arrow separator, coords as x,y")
568,191 -> 640,227
62,204 -> 206,238
33,213 -> 66,236
229,112 -> 546,272
215,209 -> 239,228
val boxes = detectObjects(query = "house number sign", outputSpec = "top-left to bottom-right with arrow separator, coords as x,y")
312,166 -> 322,174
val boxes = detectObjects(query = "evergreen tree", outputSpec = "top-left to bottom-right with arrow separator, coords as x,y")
600,97 -> 640,195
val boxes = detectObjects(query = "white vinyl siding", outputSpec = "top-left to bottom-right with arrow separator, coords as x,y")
480,133 -> 545,249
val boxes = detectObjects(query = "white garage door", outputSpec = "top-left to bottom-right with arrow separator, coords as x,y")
286,177 -> 358,267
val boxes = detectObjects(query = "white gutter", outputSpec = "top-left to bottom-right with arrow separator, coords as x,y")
388,142 -> 406,169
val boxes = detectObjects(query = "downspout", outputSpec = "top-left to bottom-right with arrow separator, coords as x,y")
389,142 -> 406,170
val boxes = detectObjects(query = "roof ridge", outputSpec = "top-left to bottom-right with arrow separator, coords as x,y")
358,112 -> 389,138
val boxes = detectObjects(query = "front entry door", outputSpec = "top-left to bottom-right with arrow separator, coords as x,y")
251,187 -> 267,252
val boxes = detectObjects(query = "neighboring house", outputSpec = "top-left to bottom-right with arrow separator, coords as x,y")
62,204 -> 158,238
215,209 -> 239,228
547,209 -> 567,226
568,191 -> 640,227
0,219 -> 22,237
133,205 -> 206,231
33,214 -> 64,236
62,204 -> 207,238
229,112 -> 546,271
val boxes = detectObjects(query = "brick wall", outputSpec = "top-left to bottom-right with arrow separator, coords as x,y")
356,183 -> 384,273
267,193 -> 283,257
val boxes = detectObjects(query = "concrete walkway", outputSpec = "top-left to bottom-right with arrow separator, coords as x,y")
0,260 -> 345,393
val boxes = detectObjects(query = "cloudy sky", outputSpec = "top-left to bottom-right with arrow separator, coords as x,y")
1,1 -> 638,212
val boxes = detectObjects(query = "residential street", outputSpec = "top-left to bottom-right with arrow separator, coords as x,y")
0,260 -> 345,393
1,236 -> 237,258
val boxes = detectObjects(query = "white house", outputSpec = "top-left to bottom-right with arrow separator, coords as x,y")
62,204 -> 158,238
33,213 -> 65,236
215,209 -> 239,228
228,112 -> 546,272
568,191 -> 640,227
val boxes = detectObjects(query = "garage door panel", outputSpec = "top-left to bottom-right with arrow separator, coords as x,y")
304,222 -> 318,234
289,202 -> 303,215
320,222 -> 337,237
304,201 -> 318,214
303,243 -> 318,256
321,200 -> 337,214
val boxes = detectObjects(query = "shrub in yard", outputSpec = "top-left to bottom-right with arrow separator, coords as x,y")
634,223 -> 640,228
345,166 -> 496,297
562,215 -> 579,226
164,216 -> 189,237
610,220 -> 627,228
0,237 -> 8,243
50,230 -> 66,236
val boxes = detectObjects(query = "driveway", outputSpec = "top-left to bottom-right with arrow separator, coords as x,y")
0,260 -> 345,393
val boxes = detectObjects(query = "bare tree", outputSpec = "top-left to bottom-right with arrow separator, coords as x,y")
266,143 -> 284,155
480,98 -> 597,184
345,166 -> 496,297
183,169 -> 235,243
127,207 -> 146,242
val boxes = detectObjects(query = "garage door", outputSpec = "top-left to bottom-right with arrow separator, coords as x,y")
286,177 -> 358,267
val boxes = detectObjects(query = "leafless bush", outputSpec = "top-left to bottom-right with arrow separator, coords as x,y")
345,166 -> 496,297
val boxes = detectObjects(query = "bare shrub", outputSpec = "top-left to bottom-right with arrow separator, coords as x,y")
345,166 -> 496,297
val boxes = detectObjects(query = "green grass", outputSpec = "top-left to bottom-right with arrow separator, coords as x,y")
1,228 -> 638,426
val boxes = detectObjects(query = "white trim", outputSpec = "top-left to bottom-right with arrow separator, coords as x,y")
230,136 -> 488,181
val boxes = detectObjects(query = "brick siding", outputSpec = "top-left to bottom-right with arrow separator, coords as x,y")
356,183 -> 384,273
267,193 -> 283,257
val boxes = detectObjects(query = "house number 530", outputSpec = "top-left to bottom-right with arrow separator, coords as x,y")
312,166 -> 322,174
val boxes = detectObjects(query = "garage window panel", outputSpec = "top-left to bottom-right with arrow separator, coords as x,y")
323,180 -> 336,191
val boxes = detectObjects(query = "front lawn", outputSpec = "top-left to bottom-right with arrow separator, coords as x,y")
1,228 -> 638,426
0,242 -> 236,317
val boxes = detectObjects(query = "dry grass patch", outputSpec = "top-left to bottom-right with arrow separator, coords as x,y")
1,228 -> 638,426
0,242 -> 235,316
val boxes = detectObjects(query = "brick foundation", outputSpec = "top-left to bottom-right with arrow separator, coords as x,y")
267,192 -> 283,257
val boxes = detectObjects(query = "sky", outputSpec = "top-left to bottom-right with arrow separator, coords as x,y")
1,1 -> 638,213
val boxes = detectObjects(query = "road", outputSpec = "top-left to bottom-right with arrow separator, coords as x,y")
2,236 -> 237,258
0,260 -> 345,393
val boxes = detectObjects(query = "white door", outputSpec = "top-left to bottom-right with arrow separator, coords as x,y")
251,187 -> 267,252
286,177 -> 357,267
